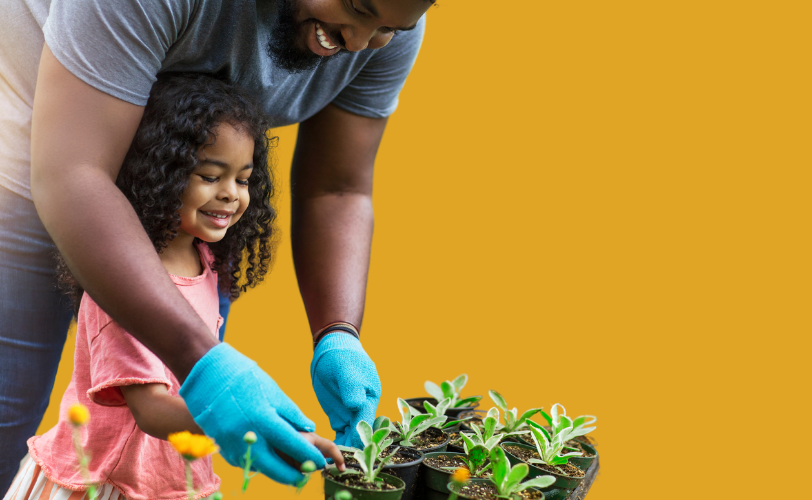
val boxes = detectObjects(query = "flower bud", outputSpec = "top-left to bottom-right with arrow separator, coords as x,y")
301,460 -> 317,473
243,431 -> 257,444
451,467 -> 470,484
68,403 -> 90,426
212,493 -> 223,500
334,490 -> 353,500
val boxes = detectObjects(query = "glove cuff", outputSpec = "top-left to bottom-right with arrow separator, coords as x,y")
180,343 -> 256,416
311,333 -> 365,378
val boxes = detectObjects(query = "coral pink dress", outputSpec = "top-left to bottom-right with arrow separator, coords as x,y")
9,244 -> 221,500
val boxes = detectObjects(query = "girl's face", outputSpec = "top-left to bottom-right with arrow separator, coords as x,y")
177,123 -> 254,243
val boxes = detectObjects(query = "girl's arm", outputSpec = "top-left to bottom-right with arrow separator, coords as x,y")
120,384 -> 202,439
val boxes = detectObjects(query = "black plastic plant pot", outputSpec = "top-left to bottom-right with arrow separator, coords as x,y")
447,478 -> 546,500
404,397 -> 481,418
443,430 -> 465,453
500,442 -> 584,491
567,442 -> 598,471
458,411 -> 484,431
323,470 -> 405,500
420,451 -> 467,494
380,447 -> 424,500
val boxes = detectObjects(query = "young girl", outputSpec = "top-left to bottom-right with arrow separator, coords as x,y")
3,74 -> 342,500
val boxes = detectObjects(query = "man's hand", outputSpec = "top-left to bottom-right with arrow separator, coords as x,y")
180,344 -> 327,484
311,333 -> 381,447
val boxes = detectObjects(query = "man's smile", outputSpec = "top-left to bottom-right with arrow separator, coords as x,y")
315,22 -> 338,50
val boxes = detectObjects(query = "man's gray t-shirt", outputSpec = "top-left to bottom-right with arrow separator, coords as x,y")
0,0 -> 425,199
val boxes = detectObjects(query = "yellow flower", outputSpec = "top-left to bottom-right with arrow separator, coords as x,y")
68,403 -> 90,426
451,467 -> 470,484
168,431 -> 218,460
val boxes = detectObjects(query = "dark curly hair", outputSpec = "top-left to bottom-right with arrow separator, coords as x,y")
56,73 -> 277,315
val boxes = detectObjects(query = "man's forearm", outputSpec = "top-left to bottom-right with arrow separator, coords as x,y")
291,193 -> 373,337
289,104 -> 387,339
32,168 -> 217,379
31,46 -> 216,380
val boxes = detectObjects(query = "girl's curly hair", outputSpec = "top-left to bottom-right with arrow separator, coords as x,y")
56,73 -> 277,315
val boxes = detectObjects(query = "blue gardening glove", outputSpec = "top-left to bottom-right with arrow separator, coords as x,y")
311,333 -> 381,448
180,343 -> 325,485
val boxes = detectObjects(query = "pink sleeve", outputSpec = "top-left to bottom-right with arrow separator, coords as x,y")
87,319 -> 172,406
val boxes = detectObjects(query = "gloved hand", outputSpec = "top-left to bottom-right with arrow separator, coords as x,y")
180,343 -> 325,485
311,333 -> 381,448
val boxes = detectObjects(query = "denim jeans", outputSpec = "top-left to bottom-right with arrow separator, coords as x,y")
0,187 -> 73,493
0,186 -> 234,492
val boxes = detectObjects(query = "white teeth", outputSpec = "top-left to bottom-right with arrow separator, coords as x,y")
203,211 -> 228,219
315,23 -> 337,49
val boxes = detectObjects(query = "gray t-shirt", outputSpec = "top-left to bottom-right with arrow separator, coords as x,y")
0,0 -> 425,199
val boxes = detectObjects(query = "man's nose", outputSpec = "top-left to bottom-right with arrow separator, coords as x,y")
341,24 -> 377,52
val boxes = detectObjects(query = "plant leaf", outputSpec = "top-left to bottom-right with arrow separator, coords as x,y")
423,400 -> 437,415
441,381 -> 456,399
505,463 -> 530,493
490,447 -> 509,490
371,427 -> 391,445
398,398 -> 412,423
519,476 -> 556,490
539,410 -> 553,426
357,420 -> 374,448
373,416 -> 391,432
484,435 -> 503,451
549,456 -> 569,465
517,409 -> 541,426
452,374 -> 468,392
454,396 -> 482,408
337,444 -> 362,453
489,390 -> 508,411
425,381 -> 445,401
550,404 -> 565,427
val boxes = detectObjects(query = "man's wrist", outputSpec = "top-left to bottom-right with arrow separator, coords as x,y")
313,321 -> 360,349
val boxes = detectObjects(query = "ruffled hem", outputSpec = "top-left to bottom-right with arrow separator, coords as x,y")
27,437 -> 221,500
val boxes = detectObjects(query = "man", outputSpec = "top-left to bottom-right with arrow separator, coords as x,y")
0,0 -> 434,491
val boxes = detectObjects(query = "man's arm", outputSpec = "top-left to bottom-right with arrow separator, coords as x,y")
31,45 -> 215,378
32,46 -> 326,482
291,103 -> 386,335
293,104 -> 387,448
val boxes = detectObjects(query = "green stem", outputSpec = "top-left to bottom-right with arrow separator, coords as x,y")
242,443 -> 253,492
185,460 -> 194,500
71,427 -> 97,500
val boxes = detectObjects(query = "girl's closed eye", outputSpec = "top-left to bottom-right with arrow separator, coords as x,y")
200,175 -> 218,183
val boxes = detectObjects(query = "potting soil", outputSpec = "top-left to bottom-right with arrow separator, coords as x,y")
457,483 -> 543,500
503,445 -> 585,478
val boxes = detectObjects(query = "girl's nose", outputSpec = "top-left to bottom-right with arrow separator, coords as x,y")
218,181 -> 239,202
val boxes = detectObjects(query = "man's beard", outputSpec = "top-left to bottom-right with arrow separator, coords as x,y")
267,0 -> 339,73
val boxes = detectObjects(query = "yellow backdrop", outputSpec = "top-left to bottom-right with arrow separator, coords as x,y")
39,1 -> 810,499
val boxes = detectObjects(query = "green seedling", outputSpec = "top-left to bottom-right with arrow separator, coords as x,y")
336,442 -> 399,484
525,420 -> 583,467
488,447 -> 555,499
425,374 -> 482,409
337,418 -> 394,464
454,407 -> 502,476
488,390 -> 542,435
331,419 -> 400,484
331,491 -> 353,500
387,398 -> 446,447
540,403 -> 597,442
423,397 -> 472,430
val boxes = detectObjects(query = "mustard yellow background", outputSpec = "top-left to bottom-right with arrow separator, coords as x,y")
38,1 -> 811,499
